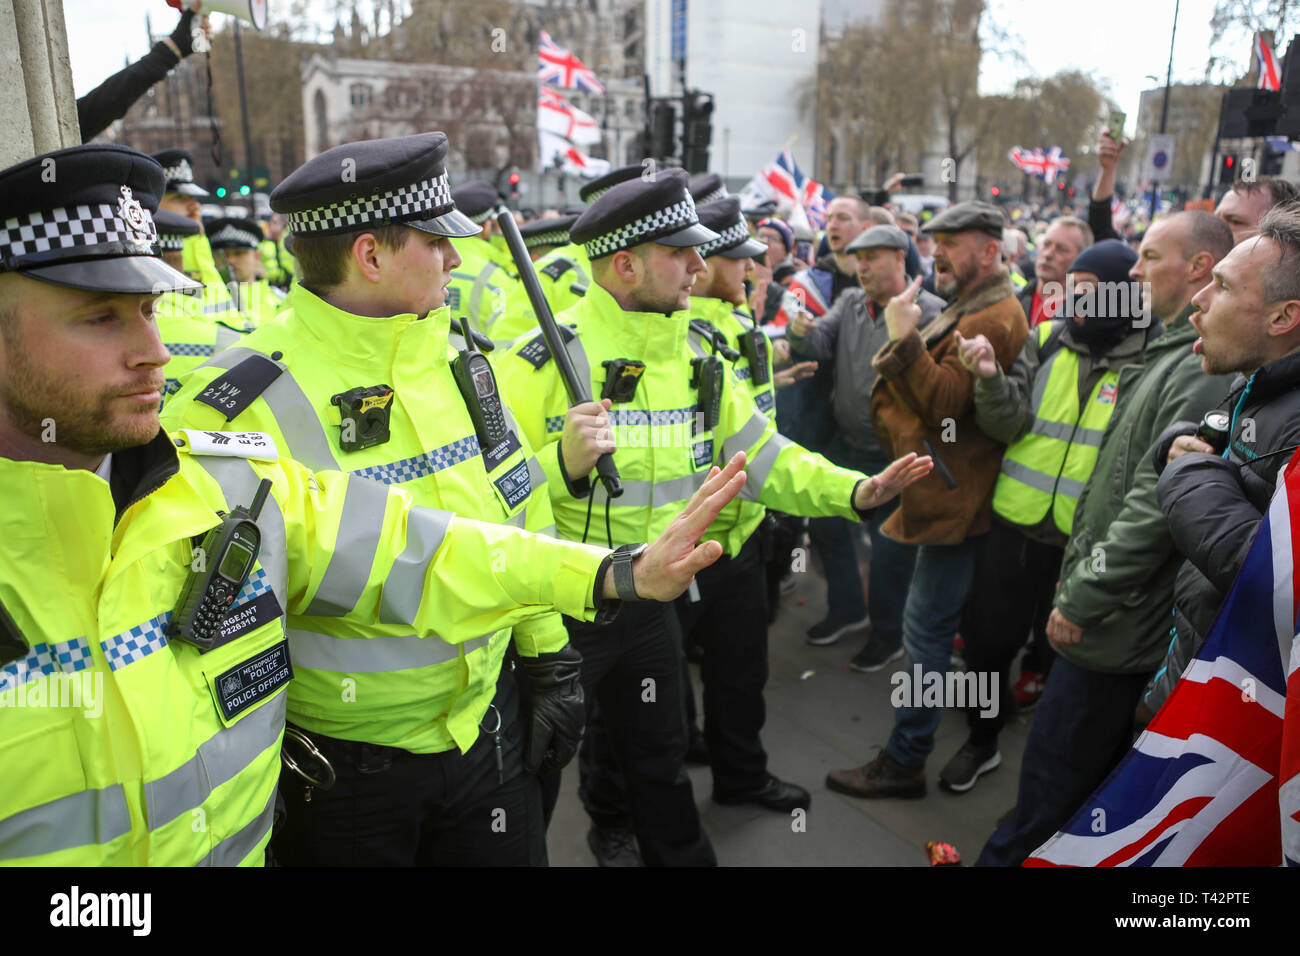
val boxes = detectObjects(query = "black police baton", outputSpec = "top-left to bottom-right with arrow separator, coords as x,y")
493,206 -> 622,498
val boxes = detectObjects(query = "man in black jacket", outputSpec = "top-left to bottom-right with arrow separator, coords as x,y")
1145,203 -> 1300,717
76,10 -> 210,142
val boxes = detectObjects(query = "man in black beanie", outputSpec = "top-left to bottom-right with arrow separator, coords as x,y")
945,239 -> 1157,795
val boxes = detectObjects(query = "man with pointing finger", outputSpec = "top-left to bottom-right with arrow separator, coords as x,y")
827,202 -> 1028,800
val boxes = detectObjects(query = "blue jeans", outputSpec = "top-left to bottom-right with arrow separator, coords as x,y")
807,437 -> 916,638
884,538 -> 979,768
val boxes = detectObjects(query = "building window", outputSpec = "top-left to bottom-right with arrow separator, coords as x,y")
350,83 -> 372,108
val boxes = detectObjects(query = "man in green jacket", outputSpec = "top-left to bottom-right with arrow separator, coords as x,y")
977,211 -> 1235,866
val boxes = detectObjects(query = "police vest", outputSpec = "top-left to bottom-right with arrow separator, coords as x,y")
496,281 -> 865,556
492,243 -> 592,344
181,233 -> 247,326
448,237 -> 515,340
992,321 -> 1119,536
156,292 -> 247,401
161,286 -> 565,754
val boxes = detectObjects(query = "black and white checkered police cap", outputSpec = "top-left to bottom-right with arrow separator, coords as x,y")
571,169 -> 719,260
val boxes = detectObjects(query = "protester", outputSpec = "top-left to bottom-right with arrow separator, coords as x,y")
1017,216 -> 1093,327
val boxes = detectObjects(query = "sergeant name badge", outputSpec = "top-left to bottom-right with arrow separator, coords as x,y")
214,640 -> 293,722
180,429 -> 279,460
494,459 -> 532,510
482,429 -> 522,470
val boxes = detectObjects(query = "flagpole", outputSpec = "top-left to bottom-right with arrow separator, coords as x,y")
1152,0 -> 1180,220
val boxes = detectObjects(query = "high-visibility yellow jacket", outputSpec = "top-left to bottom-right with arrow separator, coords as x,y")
493,242 -> 592,344
685,296 -> 778,553
161,286 -> 568,753
229,279 -> 287,329
181,233 -> 249,329
155,292 -> 247,402
259,237 -> 294,288
0,429 -> 608,865
496,281 -> 867,554
447,236 -> 519,342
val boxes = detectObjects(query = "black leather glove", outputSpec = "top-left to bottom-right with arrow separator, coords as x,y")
169,8 -> 199,58
516,645 -> 585,776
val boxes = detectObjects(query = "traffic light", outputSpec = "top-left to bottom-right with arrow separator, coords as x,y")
239,185 -> 250,196
216,187 -> 227,198
990,185 -> 1000,198
1057,181 -> 1065,191
682,91 -> 714,173
508,171 -> 521,200
649,101 -> 676,160
1219,154 -> 1236,185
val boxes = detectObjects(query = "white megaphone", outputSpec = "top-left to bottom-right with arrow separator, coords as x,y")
167,0 -> 267,30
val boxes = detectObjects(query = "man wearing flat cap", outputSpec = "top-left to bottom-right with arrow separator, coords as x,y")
498,170 -> 931,865
207,216 -> 287,329
446,180 -> 522,342
791,224 -> 945,678
0,143 -> 737,866
163,132 -> 744,866
827,201 -> 1028,802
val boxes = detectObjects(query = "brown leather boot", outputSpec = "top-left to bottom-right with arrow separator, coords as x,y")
826,750 -> 926,799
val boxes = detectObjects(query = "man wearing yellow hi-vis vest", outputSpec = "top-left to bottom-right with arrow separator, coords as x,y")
0,143 -> 746,868
954,238 -> 1156,770
497,170 -> 931,865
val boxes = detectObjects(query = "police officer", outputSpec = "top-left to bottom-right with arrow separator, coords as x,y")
163,132 -> 727,866
260,212 -> 295,289
497,170 -> 932,865
446,180 -> 521,341
152,210 -> 247,400
207,216 -> 286,328
0,142 -> 740,865
153,147 -> 246,327
520,213 -> 581,263
688,171 -> 729,206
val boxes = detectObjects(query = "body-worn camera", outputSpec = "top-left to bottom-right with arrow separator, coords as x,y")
737,329 -> 771,387
332,385 -> 394,452
601,359 -> 646,403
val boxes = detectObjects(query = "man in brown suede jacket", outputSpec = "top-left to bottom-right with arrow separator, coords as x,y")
828,202 -> 1028,799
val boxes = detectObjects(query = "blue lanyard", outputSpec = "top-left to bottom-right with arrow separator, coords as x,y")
1224,372 -> 1257,459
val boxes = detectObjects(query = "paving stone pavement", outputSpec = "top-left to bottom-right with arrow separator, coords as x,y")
547,564 -> 1036,867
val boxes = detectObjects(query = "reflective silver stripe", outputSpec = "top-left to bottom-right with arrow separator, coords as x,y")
197,348 -> 340,471
0,784 -> 131,861
593,472 -> 707,509
741,432 -> 790,500
1030,349 -> 1059,416
1000,458 -> 1087,499
288,629 -> 492,673
505,510 -> 527,528
146,691 -> 286,830
304,474 -> 389,617
565,335 -> 592,394
207,788 -> 276,867
214,324 -> 244,352
533,524 -> 557,538
686,331 -> 708,358
723,410 -> 769,459
524,454 -> 546,499
470,262 -> 506,333
378,506 -> 453,625
1028,418 -> 1107,447
194,456 -> 289,603
202,299 -> 240,316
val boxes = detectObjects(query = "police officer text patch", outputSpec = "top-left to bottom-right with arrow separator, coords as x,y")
540,258 -> 575,282
209,589 -> 283,651
482,429 -> 522,470
693,439 -> 714,469
494,459 -> 532,510
516,325 -> 576,369
755,390 -> 775,416
194,354 -> 283,420
213,640 -> 293,722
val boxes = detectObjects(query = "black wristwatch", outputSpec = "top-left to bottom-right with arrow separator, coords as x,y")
611,543 -> 648,601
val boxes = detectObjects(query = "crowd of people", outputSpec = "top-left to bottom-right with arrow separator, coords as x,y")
3,9 -> 1299,868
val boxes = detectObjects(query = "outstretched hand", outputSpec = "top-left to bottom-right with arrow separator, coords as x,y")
852,452 -> 933,512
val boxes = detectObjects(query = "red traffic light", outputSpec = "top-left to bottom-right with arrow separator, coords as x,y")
1057,181 -> 1065,190
508,173 -> 521,186
1225,156 -> 1234,168
991,186 -> 1000,197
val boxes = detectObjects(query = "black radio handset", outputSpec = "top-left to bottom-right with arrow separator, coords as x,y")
167,479 -> 272,652
691,333 -> 725,433
451,316 -> 511,451
0,596 -> 29,667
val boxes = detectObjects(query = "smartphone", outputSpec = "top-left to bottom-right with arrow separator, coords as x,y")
794,240 -> 812,262
900,174 -> 925,188
1107,110 -> 1126,142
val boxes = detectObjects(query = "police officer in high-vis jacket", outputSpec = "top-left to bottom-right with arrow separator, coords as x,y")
444,180 -> 522,342
162,132 -> 730,866
497,170 -> 932,865
206,216 -> 287,329
152,210 -> 247,401
0,143 -> 747,867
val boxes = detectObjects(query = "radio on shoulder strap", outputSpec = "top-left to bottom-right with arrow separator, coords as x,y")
691,355 -> 724,433
452,316 -> 511,450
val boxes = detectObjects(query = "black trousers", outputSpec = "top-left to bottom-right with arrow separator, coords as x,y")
960,520 -> 1063,745
584,533 -> 772,819
272,662 -> 546,866
560,600 -> 716,867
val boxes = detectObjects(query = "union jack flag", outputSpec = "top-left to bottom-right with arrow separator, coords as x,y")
1257,32 -> 1282,92
538,30 -> 605,94
1028,448 -> 1300,866
1096,382 -> 1118,405
1009,146 -> 1071,185
740,148 -> 835,230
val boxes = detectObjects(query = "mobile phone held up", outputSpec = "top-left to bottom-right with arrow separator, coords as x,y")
1107,110 -> 1126,143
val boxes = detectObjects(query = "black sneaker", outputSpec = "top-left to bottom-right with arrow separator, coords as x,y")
848,642 -> 905,673
805,613 -> 869,646
586,826 -> 643,867
938,740 -> 1001,793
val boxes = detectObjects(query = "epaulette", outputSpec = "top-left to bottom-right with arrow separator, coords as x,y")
173,429 -> 279,461
193,350 -> 285,420
732,308 -> 756,331
688,319 -> 720,342
517,324 -> 577,369
540,258 -> 575,282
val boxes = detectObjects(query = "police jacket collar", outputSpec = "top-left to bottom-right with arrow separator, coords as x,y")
108,428 -> 182,524
289,283 -> 453,371
584,280 -> 690,361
